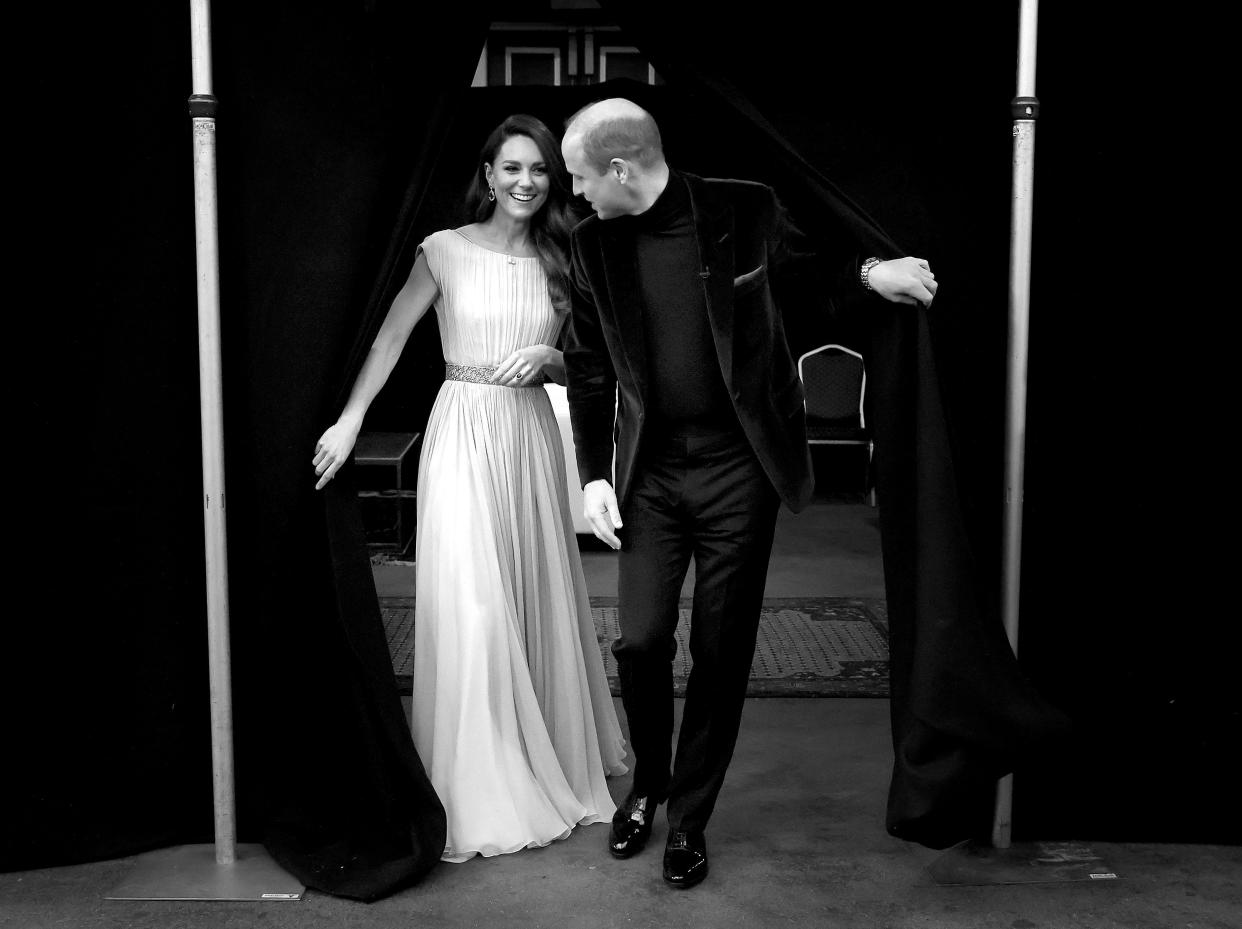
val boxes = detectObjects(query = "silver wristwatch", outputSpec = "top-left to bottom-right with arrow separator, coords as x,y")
860,256 -> 881,292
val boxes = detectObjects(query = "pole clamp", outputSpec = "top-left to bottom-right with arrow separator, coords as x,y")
1011,96 -> 1040,120
189,94 -> 219,118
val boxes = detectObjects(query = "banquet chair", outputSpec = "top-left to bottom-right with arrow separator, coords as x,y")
797,343 -> 875,505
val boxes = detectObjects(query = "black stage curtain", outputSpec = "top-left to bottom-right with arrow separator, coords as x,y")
209,4 -> 490,899
9,2 -> 216,875
998,8 -> 1238,845
9,0 -> 488,901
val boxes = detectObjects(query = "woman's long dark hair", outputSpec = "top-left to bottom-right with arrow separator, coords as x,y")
466,114 -> 576,312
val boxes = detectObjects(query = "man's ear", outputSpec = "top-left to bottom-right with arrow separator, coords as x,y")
609,158 -> 629,184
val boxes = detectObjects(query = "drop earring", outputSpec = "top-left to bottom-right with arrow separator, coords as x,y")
487,185 -> 496,202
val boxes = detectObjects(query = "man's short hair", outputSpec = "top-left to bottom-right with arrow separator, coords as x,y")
567,105 -> 663,174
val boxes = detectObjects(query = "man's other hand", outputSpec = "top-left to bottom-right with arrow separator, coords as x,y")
583,479 -> 623,550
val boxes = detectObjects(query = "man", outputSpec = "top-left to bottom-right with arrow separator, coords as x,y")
561,98 -> 936,889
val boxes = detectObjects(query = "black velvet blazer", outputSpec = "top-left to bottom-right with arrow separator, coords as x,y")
565,171 -> 856,514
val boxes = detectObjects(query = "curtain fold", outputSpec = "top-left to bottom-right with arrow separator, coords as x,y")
210,3 -> 492,899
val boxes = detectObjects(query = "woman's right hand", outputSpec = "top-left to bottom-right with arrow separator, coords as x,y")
313,420 -> 361,490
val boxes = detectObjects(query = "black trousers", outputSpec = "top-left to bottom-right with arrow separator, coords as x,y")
615,428 -> 781,833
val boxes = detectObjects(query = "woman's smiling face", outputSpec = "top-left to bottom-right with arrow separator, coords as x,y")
485,134 -> 550,221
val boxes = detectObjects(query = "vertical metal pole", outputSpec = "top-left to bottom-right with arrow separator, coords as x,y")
993,0 -> 1040,850
189,0 -> 236,866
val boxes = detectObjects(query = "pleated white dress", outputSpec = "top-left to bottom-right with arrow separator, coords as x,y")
410,229 -> 627,863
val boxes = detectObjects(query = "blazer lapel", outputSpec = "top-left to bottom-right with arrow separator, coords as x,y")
684,174 -> 737,387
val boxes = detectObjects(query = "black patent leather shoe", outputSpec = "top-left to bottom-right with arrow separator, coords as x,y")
662,830 -> 708,888
608,794 -> 655,859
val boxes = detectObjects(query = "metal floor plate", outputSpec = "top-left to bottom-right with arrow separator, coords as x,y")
105,844 -> 303,901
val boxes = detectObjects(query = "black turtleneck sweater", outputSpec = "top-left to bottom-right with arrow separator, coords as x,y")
624,171 -> 740,435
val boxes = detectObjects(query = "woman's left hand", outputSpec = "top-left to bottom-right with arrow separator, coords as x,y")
491,344 -> 560,387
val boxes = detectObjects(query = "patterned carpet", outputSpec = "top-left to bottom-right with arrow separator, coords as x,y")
383,596 -> 888,698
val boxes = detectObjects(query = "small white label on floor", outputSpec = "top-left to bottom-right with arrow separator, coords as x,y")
1089,872 -> 1119,880
261,893 -> 302,899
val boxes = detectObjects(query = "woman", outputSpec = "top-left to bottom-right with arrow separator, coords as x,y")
313,114 -> 627,862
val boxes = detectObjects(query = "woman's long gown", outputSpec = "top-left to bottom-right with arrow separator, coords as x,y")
410,229 -> 627,863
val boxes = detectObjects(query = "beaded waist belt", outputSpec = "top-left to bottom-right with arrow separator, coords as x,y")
444,363 -> 545,387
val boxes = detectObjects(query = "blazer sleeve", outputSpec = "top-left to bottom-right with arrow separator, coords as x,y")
564,232 -> 619,488
767,190 -> 857,307
768,187 -> 899,322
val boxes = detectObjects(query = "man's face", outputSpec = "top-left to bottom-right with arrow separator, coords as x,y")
562,135 -> 629,220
